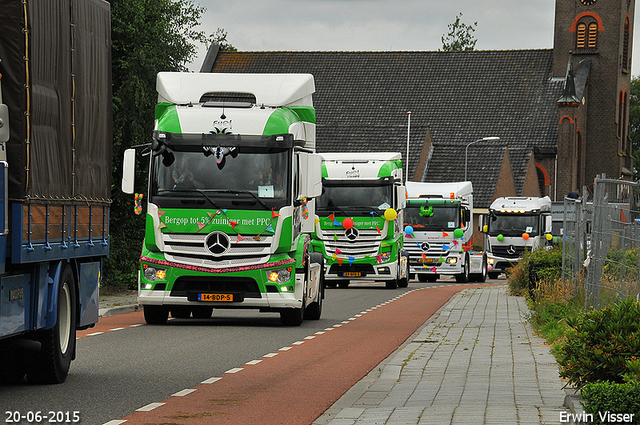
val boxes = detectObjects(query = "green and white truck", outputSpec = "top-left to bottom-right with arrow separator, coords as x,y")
313,153 -> 409,289
122,73 -> 324,326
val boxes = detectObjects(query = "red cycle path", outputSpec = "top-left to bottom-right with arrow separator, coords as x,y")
105,284 -> 493,425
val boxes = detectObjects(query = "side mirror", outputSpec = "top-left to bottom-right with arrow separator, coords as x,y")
299,153 -> 322,198
479,215 -> 486,232
122,148 -> 136,194
544,215 -> 552,234
0,104 -> 9,143
396,185 -> 406,210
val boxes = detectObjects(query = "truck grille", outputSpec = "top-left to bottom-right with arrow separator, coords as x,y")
162,233 -> 272,268
491,245 -> 526,259
321,227 -> 382,258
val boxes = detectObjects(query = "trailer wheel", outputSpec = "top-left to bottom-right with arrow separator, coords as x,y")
26,265 -> 76,384
144,305 -> 169,325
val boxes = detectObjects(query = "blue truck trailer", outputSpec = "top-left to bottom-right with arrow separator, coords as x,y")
0,0 -> 111,384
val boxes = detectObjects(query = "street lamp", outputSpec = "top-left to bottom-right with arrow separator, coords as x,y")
464,137 -> 500,181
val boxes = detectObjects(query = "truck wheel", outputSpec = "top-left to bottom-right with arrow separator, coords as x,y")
192,307 -> 213,319
171,306 -> 192,319
385,279 -> 398,289
397,254 -> 410,288
305,253 -> 324,320
144,305 -> 169,325
25,265 -> 76,384
479,256 -> 488,282
0,350 -> 26,384
280,304 -> 304,326
455,258 -> 469,283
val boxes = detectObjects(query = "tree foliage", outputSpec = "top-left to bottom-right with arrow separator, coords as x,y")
106,0 -> 231,289
440,13 -> 478,51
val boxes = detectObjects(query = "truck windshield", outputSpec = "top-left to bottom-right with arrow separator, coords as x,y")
151,148 -> 290,209
488,214 -> 539,236
316,183 -> 393,216
404,205 -> 460,231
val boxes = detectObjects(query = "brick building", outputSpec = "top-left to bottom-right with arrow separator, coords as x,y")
201,0 -> 635,245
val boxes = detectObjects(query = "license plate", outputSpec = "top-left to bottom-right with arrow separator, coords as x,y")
419,258 -> 433,263
342,272 -> 362,277
198,293 -> 233,302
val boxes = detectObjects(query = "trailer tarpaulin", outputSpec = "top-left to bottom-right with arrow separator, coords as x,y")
0,0 -> 112,204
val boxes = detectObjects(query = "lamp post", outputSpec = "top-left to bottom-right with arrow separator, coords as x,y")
464,137 -> 500,181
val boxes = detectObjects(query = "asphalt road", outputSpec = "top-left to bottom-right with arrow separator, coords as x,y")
0,279 -> 500,424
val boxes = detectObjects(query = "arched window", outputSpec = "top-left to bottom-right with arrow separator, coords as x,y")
623,17 -> 630,71
573,14 -> 602,52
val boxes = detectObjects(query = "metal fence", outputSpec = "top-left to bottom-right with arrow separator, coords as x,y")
561,176 -> 640,310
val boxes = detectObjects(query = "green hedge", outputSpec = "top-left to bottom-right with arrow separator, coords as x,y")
581,381 -> 640,424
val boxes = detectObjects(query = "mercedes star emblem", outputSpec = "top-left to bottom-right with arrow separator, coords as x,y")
506,245 -> 517,255
421,242 -> 430,252
205,231 -> 231,256
345,227 -> 359,241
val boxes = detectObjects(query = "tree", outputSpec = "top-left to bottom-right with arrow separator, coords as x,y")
440,13 -> 478,51
106,0 -> 231,289
630,75 -> 640,180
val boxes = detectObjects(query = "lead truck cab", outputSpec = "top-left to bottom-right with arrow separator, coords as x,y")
122,73 -> 324,326
482,196 -> 553,278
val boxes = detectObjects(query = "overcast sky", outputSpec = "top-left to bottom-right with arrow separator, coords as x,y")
188,0 -> 640,76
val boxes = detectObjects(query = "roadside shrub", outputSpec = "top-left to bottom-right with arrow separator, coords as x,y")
507,246 -> 562,297
557,298 -> 640,389
581,381 -> 640,424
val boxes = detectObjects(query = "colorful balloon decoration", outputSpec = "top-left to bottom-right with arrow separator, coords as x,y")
384,208 -> 398,221
404,225 -> 414,236
497,234 -> 504,242
343,218 -> 354,229
134,193 -> 143,215
453,228 -> 464,239
522,233 -> 530,240
545,233 -> 553,241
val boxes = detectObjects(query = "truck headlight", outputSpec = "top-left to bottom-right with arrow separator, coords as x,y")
267,267 -> 292,284
448,257 -> 458,265
143,266 -> 167,281
487,257 -> 495,264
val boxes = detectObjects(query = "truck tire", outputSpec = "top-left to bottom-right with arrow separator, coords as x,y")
397,253 -> 410,288
455,257 -> 470,283
304,253 -> 324,320
25,264 -> 76,384
144,305 -> 169,325
280,303 -> 304,326
0,350 -> 26,384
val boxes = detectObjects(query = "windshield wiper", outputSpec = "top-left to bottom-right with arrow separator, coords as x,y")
203,189 -> 270,210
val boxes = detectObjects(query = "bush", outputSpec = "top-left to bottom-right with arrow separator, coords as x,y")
581,381 -> 640,424
507,246 -> 562,296
557,298 -> 640,389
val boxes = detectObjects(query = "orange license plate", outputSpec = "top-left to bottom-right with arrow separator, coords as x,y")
198,293 -> 233,302
342,272 -> 362,277
419,258 -> 433,263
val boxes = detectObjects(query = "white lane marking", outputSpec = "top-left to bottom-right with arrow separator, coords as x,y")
136,402 -> 165,412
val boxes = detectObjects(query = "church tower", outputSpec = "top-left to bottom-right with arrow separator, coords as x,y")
553,0 -> 635,195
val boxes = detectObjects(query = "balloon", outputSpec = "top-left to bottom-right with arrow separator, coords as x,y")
453,228 -> 464,239
384,208 -> 397,221
522,233 -> 530,240
343,218 -> 354,229
545,233 -> 553,241
483,225 -> 488,232
487,264 -> 493,271
497,234 -> 504,242
404,225 -> 414,235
